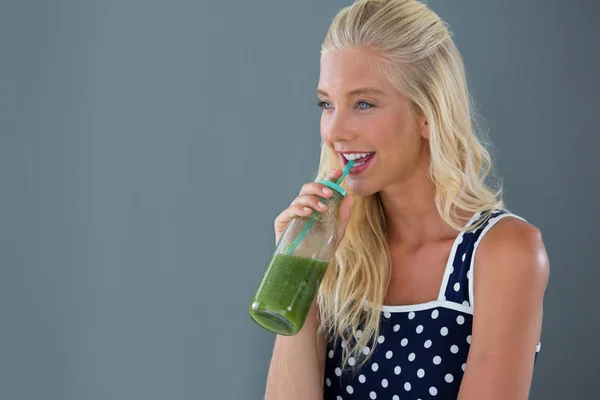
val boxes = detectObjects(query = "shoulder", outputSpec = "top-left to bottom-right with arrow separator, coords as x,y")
474,214 -> 549,302
462,214 -> 550,398
478,215 -> 549,277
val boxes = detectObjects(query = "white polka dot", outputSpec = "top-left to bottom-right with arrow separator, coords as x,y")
467,335 -> 472,344
404,382 -> 412,391
449,265 -> 454,274
451,345 -> 459,354
445,373 -> 454,383
363,346 -> 370,355
394,366 -> 401,375
408,311 -> 416,320
462,363 -> 466,371
384,311 -> 391,318
424,339 -> 432,348
336,396 -> 342,400
417,368 -> 425,378
386,350 -> 393,359
341,340 -> 346,348
348,357 -> 356,366
335,367 -> 342,376
430,386 -> 438,396
408,353 -> 416,362
433,356 -> 442,365
467,269 -> 473,280
356,330 -> 363,338
457,235 -> 464,244
372,363 -> 379,372
326,378 -> 331,387
377,335 -> 385,344
359,374 -> 366,383
454,282 -> 461,292
346,385 -> 354,394
441,327 -> 449,336
416,325 -> 424,334
401,338 -> 409,347
381,379 -> 388,388
462,300 -> 470,306
393,396 -> 399,400
393,324 -> 400,332
462,253 -> 466,262
457,315 -> 465,325
328,350 -> 334,358
431,310 -> 439,319
370,391 -> 377,399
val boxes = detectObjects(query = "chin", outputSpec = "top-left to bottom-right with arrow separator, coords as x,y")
345,179 -> 380,198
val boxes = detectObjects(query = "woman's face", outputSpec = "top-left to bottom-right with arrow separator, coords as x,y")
318,49 -> 429,196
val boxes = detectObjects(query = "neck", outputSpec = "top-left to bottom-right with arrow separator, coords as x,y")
379,163 -> 465,248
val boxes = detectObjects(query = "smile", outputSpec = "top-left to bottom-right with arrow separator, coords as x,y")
339,152 -> 376,175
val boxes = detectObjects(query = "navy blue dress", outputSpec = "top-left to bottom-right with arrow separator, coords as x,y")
323,209 -> 541,399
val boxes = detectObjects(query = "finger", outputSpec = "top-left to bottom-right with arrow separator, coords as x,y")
299,182 -> 335,198
323,168 -> 343,182
275,204 -> 313,229
298,168 -> 344,197
336,194 -> 354,244
291,195 -> 328,212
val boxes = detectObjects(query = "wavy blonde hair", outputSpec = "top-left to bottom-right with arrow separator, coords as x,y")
315,0 -> 504,371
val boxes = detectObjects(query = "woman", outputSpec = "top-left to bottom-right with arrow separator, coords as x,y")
266,0 -> 549,399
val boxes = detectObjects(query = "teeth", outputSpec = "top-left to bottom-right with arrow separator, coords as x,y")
343,152 -> 372,161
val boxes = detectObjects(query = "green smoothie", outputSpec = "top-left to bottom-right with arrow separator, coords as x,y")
249,253 -> 329,335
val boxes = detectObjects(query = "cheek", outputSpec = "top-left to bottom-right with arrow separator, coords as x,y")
363,117 -> 404,148
371,120 -> 422,170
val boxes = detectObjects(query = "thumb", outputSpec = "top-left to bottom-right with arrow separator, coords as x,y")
336,194 -> 353,246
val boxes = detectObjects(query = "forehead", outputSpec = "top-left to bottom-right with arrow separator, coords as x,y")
318,49 -> 391,95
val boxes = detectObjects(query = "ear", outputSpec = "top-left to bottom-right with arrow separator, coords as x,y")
419,116 -> 430,140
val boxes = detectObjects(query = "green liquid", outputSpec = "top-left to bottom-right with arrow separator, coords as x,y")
249,254 -> 329,335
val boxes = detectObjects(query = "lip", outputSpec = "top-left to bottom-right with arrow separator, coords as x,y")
337,151 -> 376,176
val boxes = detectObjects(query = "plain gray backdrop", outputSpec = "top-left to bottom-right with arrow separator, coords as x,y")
1,0 -> 599,399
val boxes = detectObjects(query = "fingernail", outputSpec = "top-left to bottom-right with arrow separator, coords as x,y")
322,188 -> 332,196
318,201 -> 326,209
303,207 -> 312,213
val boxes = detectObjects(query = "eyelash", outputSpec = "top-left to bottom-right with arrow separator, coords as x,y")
316,100 -> 374,110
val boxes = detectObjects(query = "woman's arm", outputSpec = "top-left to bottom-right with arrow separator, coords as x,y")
265,299 -> 326,400
457,217 -> 549,400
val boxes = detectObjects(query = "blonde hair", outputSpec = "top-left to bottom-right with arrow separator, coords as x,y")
315,0 -> 504,371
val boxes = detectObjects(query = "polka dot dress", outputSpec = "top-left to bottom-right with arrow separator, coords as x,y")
323,209 -> 542,399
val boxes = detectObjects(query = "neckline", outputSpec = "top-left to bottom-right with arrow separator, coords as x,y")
377,211 -> 481,313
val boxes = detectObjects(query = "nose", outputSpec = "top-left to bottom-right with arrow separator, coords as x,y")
321,112 -> 357,144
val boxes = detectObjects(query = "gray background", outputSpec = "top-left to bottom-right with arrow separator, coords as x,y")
1,0 -> 598,399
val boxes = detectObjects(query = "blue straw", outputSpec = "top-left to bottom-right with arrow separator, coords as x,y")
336,160 -> 355,184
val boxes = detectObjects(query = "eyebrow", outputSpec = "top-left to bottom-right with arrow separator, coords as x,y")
316,87 -> 386,98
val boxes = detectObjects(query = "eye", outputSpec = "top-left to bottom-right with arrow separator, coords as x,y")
317,100 -> 332,110
316,100 -> 374,110
357,101 -> 374,110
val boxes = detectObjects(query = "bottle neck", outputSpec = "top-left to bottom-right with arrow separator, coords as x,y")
310,191 -> 343,231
